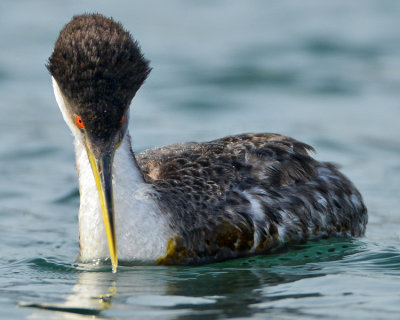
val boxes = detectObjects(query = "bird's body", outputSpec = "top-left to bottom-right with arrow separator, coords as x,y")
137,133 -> 366,264
73,121 -> 366,265
48,14 -> 367,271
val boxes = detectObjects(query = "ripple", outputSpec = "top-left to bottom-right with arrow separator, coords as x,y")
220,238 -> 362,269
127,295 -> 216,307
19,302 -> 102,316
207,66 -> 299,88
0,146 -> 59,161
0,69 -> 10,83
26,258 -> 78,273
52,188 -> 79,204
338,244 -> 400,274
303,38 -> 380,60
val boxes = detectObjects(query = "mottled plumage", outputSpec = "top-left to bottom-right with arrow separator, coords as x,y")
137,133 -> 367,264
48,14 -> 367,269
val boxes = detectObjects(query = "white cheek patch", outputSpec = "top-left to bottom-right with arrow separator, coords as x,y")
52,77 -> 81,137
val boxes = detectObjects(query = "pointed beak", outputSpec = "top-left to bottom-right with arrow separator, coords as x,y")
85,145 -> 118,273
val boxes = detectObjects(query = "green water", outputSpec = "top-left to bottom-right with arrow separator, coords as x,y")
1,1 -> 400,319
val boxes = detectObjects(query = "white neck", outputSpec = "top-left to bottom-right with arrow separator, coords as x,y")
52,77 -> 170,263
76,132 -> 170,263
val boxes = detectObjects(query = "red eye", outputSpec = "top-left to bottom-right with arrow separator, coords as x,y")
121,115 -> 125,125
75,115 -> 85,129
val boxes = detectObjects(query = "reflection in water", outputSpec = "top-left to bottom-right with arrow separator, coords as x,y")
20,239 -> 366,319
20,272 -> 117,319
63,274 -> 116,312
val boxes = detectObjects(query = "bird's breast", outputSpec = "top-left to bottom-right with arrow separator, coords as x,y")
76,133 -> 171,264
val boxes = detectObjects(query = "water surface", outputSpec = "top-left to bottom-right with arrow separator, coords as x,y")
1,1 -> 400,319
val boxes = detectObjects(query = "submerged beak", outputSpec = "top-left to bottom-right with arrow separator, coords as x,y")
86,145 -> 118,273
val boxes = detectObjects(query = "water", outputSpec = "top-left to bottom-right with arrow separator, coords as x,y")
1,1 -> 400,319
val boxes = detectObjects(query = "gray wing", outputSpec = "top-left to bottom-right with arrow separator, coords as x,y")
137,133 -> 315,185
136,133 -> 367,264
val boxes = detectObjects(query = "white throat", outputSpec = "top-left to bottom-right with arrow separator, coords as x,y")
52,77 -> 170,263
75,134 -> 169,263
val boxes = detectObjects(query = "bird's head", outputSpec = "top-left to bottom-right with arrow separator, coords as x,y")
47,13 -> 151,272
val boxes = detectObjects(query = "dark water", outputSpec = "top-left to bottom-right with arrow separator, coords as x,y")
1,1 -> 400,319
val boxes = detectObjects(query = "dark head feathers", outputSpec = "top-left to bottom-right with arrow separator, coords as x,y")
47,13 -> 151,140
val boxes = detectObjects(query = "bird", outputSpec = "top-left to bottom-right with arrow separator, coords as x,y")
47,13 -> 367,272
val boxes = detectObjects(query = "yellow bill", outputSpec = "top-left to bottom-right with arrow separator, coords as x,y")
86,147 -> 118,272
